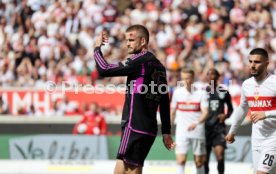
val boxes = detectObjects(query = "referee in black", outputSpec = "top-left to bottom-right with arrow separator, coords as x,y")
204,68 -> 233,174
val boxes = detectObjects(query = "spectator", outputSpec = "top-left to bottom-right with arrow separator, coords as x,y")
0,95 -> 9,115
73,102 -> 107,135
26,104 -> 43,116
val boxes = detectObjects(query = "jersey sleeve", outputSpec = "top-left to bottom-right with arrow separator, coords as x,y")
228,86 -> 249,135
265,77 -> 276,117
170,89 -> 177,109
265,111 -> 276,118
200,90 -> 209,109
225,91 -> 234,118
94,47 -> 138,77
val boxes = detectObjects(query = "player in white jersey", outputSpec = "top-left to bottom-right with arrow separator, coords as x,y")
226,48 -> 276,174
171,68 -> 209,174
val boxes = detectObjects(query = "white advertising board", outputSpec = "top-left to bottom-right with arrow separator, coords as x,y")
9,135 -> 108,160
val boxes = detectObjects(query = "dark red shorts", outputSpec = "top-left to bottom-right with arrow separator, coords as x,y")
116,127 -> 156,167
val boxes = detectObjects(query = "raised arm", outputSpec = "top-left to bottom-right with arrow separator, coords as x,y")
94,47 -> 140,77
93,32 -> 139,77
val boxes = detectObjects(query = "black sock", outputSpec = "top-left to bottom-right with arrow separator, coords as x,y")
217,159 -> 224,174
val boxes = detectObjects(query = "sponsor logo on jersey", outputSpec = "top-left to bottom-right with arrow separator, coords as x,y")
210,100 -> 219,111
248,100 -> 272,107
246,96 -> 276,111
176,102 -> 200,112
218,92 -> 225,99
253,95 -> 259,100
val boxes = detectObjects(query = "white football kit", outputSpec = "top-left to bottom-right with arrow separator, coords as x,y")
171,87 -> 208,155
229,74 -> 276,174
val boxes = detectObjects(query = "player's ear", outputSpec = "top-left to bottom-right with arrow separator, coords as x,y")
141,37 -> 146,46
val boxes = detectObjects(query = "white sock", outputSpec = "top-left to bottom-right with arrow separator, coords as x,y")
176,164 -> 185,174
196,166 -> 204,174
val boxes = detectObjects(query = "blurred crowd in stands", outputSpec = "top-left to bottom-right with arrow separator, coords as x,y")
0,0 -> 276,117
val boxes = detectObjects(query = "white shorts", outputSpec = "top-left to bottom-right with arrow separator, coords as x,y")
175,136 -> 206,155
252,145 -> 276,174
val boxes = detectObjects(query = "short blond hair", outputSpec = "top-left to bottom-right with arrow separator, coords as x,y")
181,68 -> 194,77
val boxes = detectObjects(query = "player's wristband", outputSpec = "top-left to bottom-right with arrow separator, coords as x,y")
195,121 -> 200,125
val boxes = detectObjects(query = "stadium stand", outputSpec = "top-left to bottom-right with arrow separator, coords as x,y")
0,0 -> 275,118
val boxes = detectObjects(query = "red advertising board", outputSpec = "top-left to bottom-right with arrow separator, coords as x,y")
0,88 -> 242,116
0,89 -> 125,115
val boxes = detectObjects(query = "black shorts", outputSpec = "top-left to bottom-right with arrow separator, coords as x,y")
117,127 -> 156,167
205,127 -> 226,148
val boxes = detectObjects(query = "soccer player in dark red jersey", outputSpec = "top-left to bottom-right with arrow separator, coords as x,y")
93,24 -> 175,174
